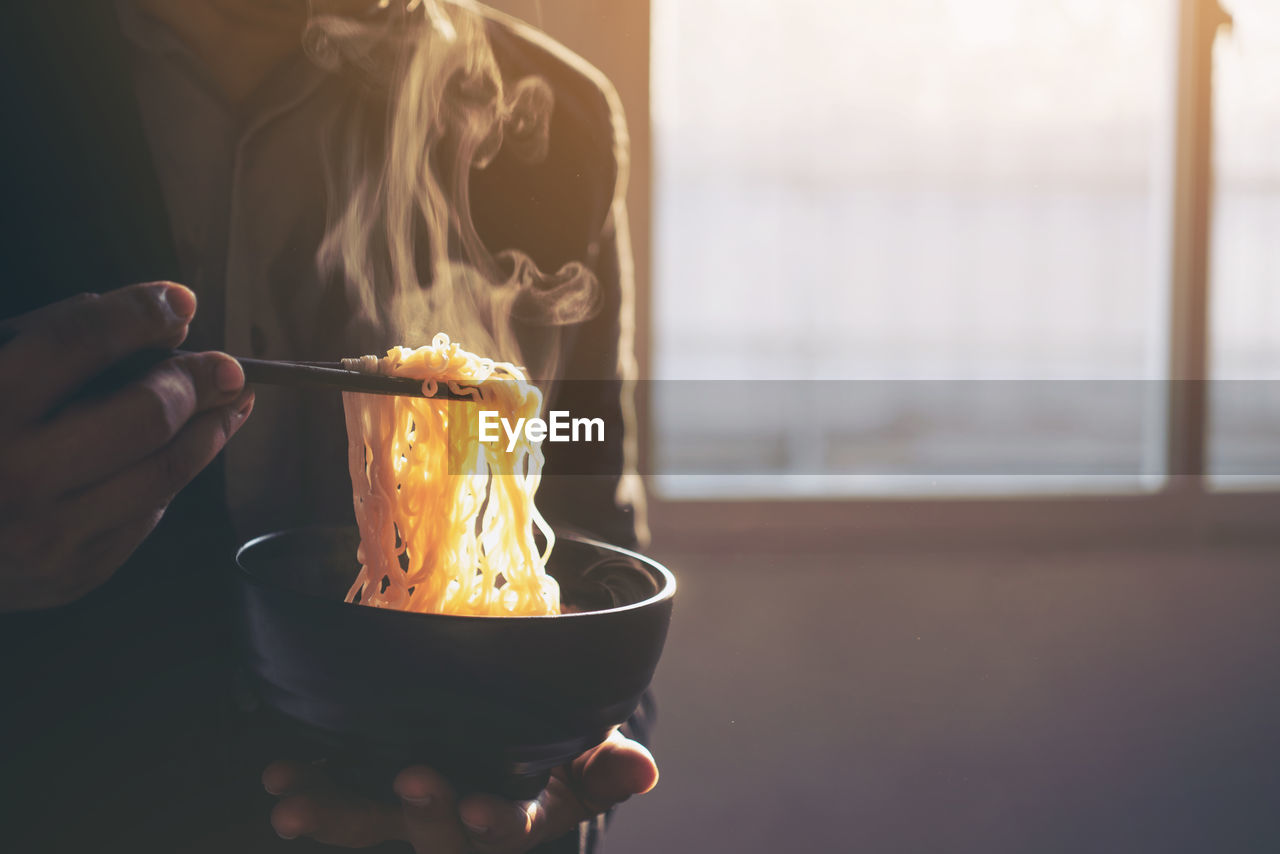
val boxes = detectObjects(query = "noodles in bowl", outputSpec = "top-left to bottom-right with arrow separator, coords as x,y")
234,528 -> 674,798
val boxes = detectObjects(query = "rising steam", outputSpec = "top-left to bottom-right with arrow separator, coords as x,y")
303,0 -> 602,374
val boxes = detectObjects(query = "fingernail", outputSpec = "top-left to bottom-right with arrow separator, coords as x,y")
161,284 -> 197,322
402,793 -> 433,808
215,357 -> 245,393
463,820 -> 490,836
236,392 -> 256,420
276,830 -> 297,840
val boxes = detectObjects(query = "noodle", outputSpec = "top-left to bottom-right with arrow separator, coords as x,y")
341,333 -> 559,616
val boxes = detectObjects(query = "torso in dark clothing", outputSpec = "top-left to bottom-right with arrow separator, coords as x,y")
0,4 -> 640,851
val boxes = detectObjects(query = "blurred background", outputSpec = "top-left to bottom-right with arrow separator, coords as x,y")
491,1 -> 1280,851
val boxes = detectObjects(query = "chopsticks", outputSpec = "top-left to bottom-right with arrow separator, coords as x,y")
80,349 -> 479,402
236,355 -> 478,401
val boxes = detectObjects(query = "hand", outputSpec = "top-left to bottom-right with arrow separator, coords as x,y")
263,729 -> 659,853
0,283 -> 254,612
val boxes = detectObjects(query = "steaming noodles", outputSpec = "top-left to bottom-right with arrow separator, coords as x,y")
342,334 -> 559,616
314,2 -> 622,617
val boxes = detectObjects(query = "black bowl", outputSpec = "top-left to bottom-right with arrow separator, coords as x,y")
234,527 -> 675,800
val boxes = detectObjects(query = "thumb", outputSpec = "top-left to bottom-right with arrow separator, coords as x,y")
577,730 -> 659,809
524,732 -> 660,844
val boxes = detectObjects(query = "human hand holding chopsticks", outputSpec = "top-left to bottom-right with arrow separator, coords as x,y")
263,728 -> 659,853
0,282 -> 253,611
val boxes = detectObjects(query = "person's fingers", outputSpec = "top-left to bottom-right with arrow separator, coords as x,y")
575,730 -> 660,807
457,793 -> 533,854
529,731 -> 659,844
270,792 -> 403,847
0,385 -> 249,610
268,795 -> 315,842
524,779 -> 585,845
0,283 -> 196,422
11,351 -> 244,500
264,761 -> 404,846
395,765 -> 471,854
262,760 -> 333,797
61,390 -> 254,531
262,757 -> 649,854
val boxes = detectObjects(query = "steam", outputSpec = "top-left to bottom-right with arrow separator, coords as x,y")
303,0 -> 601,375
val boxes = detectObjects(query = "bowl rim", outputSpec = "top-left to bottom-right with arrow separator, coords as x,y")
235,525 -> 676,622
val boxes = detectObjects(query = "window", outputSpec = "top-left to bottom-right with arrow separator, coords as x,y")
651,0 -> 1276,502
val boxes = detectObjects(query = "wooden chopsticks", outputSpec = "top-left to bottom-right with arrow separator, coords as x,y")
235,355 -> 477,401
80,349 -> 478,401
